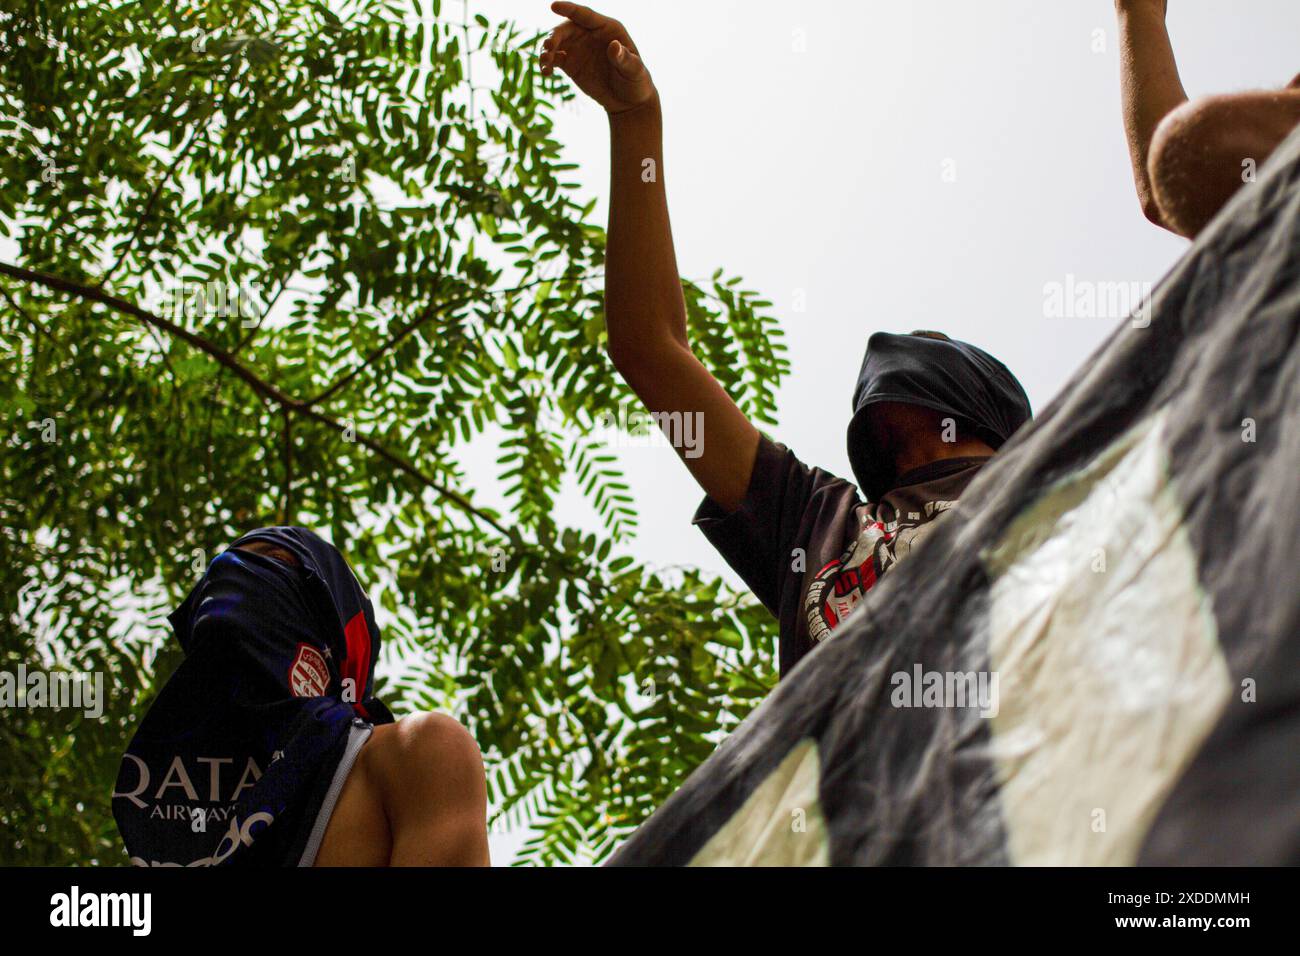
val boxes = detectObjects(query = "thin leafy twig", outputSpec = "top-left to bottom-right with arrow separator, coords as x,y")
0,280 -> 57,346
305,270 -> 597,408
97,101 -> 218,288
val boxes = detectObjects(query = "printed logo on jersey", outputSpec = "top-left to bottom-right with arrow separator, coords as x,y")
288,643 -> 330,698
804,501 -> 958,643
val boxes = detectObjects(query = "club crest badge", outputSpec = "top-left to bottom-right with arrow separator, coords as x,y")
288,643 -> 330,698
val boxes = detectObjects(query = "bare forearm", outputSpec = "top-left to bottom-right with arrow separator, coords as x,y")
605,95 -> 689,366
544,4 -> 759,511
1116,1 -> 1188,223
604,97 -> 758,509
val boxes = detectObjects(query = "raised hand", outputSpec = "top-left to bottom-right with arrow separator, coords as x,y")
540,2 -> 655,114
1115,0 -> 1168,15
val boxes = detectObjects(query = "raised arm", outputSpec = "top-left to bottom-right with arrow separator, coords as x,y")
1115,0 -> 1187,229
542,2 -> 759,511
1115,2 -> 1300,238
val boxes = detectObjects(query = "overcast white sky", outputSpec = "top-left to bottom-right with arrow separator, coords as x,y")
473,0 -> 1300,862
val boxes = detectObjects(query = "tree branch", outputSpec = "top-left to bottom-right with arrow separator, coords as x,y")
0,280 -> 58,346
232,269 -> 292,355
0,260 -> 510,537
306,293 -> 465,407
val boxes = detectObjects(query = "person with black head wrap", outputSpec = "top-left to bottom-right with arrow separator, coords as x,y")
846,331 -> 1033,503
693,331 -> 1031,677
542,4 -> 1031,678
114,527 -> 489,866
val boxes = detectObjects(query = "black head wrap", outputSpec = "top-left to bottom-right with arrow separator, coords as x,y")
847,332 -> 1031,500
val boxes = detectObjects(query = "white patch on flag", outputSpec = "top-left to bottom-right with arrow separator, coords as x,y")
982,411 -> 1231,865
689,738 -> 828,866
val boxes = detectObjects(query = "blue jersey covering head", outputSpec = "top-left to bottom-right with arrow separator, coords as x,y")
114,527 -> 394,867
847,331 -> 1032,500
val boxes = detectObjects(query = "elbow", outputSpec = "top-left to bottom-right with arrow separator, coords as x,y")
1136,183 -> 1166,229
604,335 -> 633,374
605,331 -> 692,381
605,336 -> 643,380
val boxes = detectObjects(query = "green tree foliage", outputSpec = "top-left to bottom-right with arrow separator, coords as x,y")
0,0 -> 788,864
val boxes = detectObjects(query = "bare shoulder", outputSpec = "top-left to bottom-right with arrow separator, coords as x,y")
363,713 -> 486,821
366,713 -> 481,772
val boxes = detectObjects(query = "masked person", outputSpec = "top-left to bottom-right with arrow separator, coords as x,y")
114,527 -> 489,866
541,4 -> 1032,677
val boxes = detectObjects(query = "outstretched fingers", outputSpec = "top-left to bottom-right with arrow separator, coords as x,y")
541,21 -> 581,52
539,47 -> 568,76
540,23 -> 578,76
551,2 -> 610,30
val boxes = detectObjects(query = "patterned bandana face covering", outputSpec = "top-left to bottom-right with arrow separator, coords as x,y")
114,527 -> 394,867
846,331 -> 1032,501
174,547 -> 311,655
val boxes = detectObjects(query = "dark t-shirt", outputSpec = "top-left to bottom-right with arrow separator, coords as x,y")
694,436 -> 989,678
